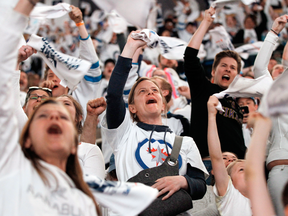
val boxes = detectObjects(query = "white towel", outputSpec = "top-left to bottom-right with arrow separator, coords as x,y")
27,34 -> 91,90
30,3 -> 71,20
209,25 -> 235,51
159,36 -> 187,60
91,0 -> 153,28
85,175 -> 158,216
131,29 -> 160,48
259,69 -> 288,117
213,74 -> 273,111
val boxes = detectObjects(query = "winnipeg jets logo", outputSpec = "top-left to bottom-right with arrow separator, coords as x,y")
135,138 -> 182,170
150,145 -> 168,166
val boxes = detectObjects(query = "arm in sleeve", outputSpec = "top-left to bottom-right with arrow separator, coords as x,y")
253,32 -> 277,79
72,35 -> 102,120
0,8 -> 28,175
184,164 -> 207,200
184,47 -> 208,97
106,56 -> 132,129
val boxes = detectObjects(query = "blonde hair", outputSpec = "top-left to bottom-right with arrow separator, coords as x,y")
226,159 -> 245,176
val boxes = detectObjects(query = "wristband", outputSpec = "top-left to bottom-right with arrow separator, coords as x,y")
76,21 -> 84,27
270,28 -> 279,36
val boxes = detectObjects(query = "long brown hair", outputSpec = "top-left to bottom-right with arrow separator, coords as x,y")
19,99 -> 100,215
128,77 -> 167,122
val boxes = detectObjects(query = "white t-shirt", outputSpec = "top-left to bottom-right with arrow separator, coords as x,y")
213,178 -> 252,216
101,110 -> 208,181
78,142 -> 105,179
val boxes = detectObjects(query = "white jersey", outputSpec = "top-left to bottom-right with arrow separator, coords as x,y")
0,9 -> 97,216
213,179 -> 252,216
101,110 -> 208,181
78,142 -> 105,179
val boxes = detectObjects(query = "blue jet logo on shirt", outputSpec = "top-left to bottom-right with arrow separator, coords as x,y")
135,138 -> 182,170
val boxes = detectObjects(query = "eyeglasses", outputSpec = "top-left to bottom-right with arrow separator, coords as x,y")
25,86 -> 53,105
29,94 -> 49,101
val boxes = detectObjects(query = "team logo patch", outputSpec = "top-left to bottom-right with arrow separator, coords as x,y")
135,138 -> 182,170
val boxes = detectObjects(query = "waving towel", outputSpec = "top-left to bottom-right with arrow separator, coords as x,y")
27,34 -> 91,90
213,74 -> 273,111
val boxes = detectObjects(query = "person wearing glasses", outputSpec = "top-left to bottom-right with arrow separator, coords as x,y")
23,86 -> 52,118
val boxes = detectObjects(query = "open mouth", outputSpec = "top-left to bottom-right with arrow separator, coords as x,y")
146,99 -> 157,104
53,85 -> 59,89
47,124 -> 62,134
222,75 -> 230,81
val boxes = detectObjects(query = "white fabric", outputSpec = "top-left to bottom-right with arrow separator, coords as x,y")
174,104 -> 192,123
78,142 -> 105,179
244,29 -> 258,44
101,110 -> 208,181
91,0 -> 153,28
209,25 -> 235,51
213,179 -> 252,216
211,0 -> 239,10
24,18 -> 41,35
85,175 -> 158,216
242,124 -> 252,148
107,10 -> 128,34
267,165 -> 288,216
27,34 -> 91,90
259,69 -> 288,117
235,42 -> 267,60
162,116 -> 184,136
30,3 -> 71,19
213,74 -> 273,112
0,9 -> 158,216
159,36 -> 187,60
131,29 -> 160,48
0,9 -> 96,216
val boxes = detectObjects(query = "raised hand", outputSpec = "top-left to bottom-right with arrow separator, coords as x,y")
87,97 -> 107,117
40,80 -> 56,89
177,86 -> 191,99
207,95 -> 219,116
271,14 -> 288,35
17,45 -> 36,65
203,7 -> 216,24
69,5 -> 83,24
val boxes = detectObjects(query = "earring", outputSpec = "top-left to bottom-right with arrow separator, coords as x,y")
134,114 -> 137,119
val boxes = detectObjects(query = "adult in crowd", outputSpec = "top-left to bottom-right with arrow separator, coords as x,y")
0,0 -> 99,214
184,6 -> 246,185
101,31 -> 208,214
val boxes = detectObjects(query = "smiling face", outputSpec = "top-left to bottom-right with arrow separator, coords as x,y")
128,79 -> 165,124
46,69 -> 68,97
212,57 -> 238,89
24,102 -> 77,161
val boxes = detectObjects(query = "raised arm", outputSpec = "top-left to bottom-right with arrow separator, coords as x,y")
80,97 -> 106,144
69,6 -> 102,120
253,15 -> 288,78
0,0 -> 36,174
187,7 -> 215,50
245,113 -> 274,216
106,34 -> 146,129
207,96 -> 230,196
